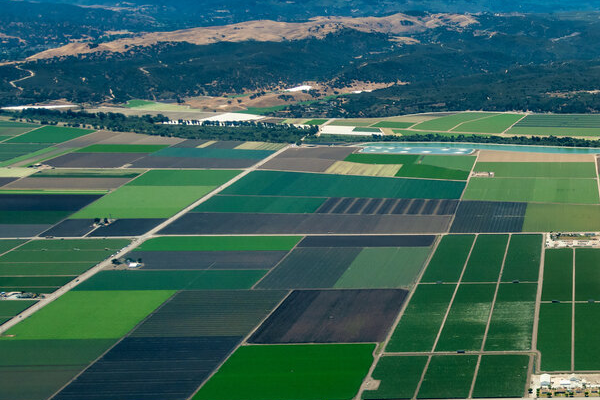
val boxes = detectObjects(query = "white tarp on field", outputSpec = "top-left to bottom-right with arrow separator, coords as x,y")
201,113 -> 264,122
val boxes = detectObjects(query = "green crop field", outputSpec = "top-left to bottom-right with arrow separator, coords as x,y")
76,144 -> 169,153
362,356 -> 428,399
417,355 -> 478,399
334,246 -> 431,288
387,284 -> 456,352
138,235 -> 301,251
420,155 -> 476,171
0,300 -> 36,319
501,234 -> 542,282
128,169 -> 240,186
411,112 -> 495,131
537,303 -> 572,371
452,114 -> 523,133
72,185 -> 214,218
6,126 -> 93,144
0,262 -> 107,276
395,164 -> 470,180
73,270 -> 266,290
421,235 -> 474,283
0,339 -> 115,367
462,234 -> 508,282
463,177 -> 599,204
473,162 -> 597,178
0,210 -> 71,224
523,203 -> 600,232
435,283 -> 496,351
0,121 -> 39,136
542,248 -> 573,301
3,290 -> 173,340
0,239 -> 25,254
195,195 -> 326,213
508,126 -> 600,136
344,154 -> 420,165
371,121 -> 414,129
575,249 -> 600,301
304,119 -> 329,125
574,303 -> 600,371
223,171 -> 466,199
194,344 -> 375,400
485,283 -> 537,351
508,115 -> 600,136
36,168 -> 141,178
472,355 -> 530,398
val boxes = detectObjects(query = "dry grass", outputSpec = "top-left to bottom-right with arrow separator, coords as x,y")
325,161 -> 402,177
235,142 -> 286,150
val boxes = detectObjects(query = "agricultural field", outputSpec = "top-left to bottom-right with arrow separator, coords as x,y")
1,128 -> 600,400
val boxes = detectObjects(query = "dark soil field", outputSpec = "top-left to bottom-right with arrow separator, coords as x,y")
41,219 -> 96,237
87,219 -> 166,237
249,289 -> 408,343
160,213 -> 452,235
130,290 -> 286,337
450,200 -> 527,233
45,152 -> 146,168
297,235 -> 435,247
128,250 -> 289,269
0,194 -> 102,211
53,336 -> 242,400
260,146 -> 356,172
129,156 -> 261,169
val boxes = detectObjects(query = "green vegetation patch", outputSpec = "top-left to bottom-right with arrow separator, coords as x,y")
502,234 -> 542,282
35,169 -> 141,179
344,153 -> 420,165
420,155 -> 476,171
0,339 -> 115,366
523,204 -> 600,232
542,248 -> 573,301
575,303 -> 600,371
362,356 -> 428,399
72,185 -> 214,218
353,127 -> 382,133
0,239 -> 25,254
0,210 -> 72,224
224,171 -> 466,199
473,162 -> 597,178
0,121 -> 40,136
304,119 -> 329,125
435,283 -> 496,351
76,144 -> 169,153
421,235 -> 475,283
508,126 -> 600,136
334,246 -> 432,289
395,163 -> 470,180
0,262 -> 107,276
462,234 -> 508,282
537,302 -> 572,371
4,290 -> 173,340
195,195 -> 325,213
575,248 -> 600,301
463,177 -> 599,204
387,284 -> 456,352
6,126 -> 93,144
371,121 -> 414,129
73,270 -> 266,291
153,147 -> 273,160
453,113 -> 523,133
417,355 -> 478,399
472,355 -> 530,398
194,344 -> 374,400
411,112 -> 495,132
128,169 -> 240,186
0,300 -> 36,318
138,235 -> 301,251
485,283 -> 537,351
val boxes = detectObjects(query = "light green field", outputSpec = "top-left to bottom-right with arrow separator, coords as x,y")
124,100 -> 191,111
72,185 -> 214,218
128,169 -> 240,186
6,126 -> 93,144
420,155 -> 476,171
138,235 -> 302,251
507,126 -> 600,136
194,344 -> 375,400
325,161 -> 402,177
3,290 -> 173,340
464,177 -> 599,204
304,119 -> 329,125
371,121 -> 414,129
235,142 -> 287,150
523,203 -> 600,232
452,114 -> 523,133
411,112 -> 495,131
473,162 -> 597,178
0,168 -> 36,177
334,247 -> 431,288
